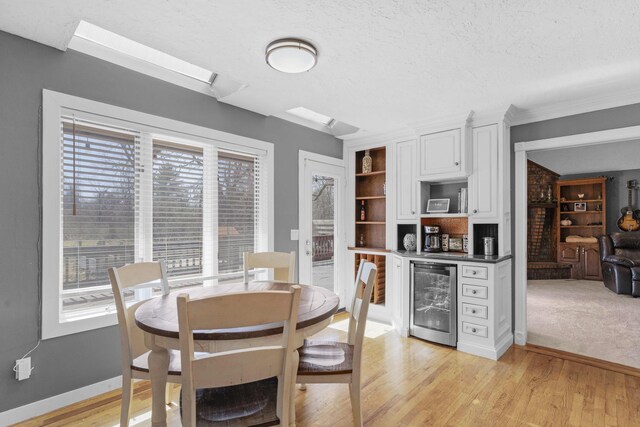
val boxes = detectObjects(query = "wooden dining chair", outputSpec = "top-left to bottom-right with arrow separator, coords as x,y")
296,260 -> 377,427
243,251 -> 296,283
108,261 -> 182,427
177,286 -> 301,427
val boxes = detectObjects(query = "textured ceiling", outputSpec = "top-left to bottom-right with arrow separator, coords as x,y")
2,0 -> 640,135
528,140 -> 640,175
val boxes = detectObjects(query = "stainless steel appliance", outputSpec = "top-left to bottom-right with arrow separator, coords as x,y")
483,237 -> 496,256
423,226 -> 442,252
410,262 -> 457,346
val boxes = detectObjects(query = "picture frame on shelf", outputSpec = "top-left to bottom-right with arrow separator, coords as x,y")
574,202 -> 587,212
426,198 -> 450,213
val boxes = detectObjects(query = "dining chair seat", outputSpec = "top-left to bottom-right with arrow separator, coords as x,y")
297,340 -> 354,376
131,349 -> 182,376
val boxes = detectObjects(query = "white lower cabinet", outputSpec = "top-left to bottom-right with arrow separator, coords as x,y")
391,255 -> 512,361
457,259 -> 512,360
390,254 -> 410,337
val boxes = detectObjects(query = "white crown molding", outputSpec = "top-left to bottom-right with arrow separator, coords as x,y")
471,105 -> 520,127
342,126 -> 417,149
0,376 -> 122,425
409,110 -> 474,135
510,87 -> 640,126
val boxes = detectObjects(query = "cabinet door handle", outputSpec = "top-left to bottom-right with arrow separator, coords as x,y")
455,161 -> 460,166
471,290 -> 477,294
471,309 -> 477,314
471,328 -> 477,333
473,209 -> 478,214
411,210 -> 415,215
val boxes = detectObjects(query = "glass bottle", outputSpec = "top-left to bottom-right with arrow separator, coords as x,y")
546,184 -> 553,202
362,150 -> 372,174
360,200 -> 366,221
358,233 -> 365,247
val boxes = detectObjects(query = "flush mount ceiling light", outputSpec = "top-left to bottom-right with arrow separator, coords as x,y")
266,38 -> 317,73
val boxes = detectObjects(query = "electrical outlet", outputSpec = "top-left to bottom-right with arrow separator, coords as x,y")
15,357 -> 32,381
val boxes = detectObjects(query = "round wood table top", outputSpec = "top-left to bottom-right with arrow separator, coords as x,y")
135,281 -> 340,341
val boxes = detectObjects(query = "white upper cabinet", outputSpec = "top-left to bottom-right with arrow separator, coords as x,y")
395,139 -> 418,220
469,124 -> 498,219
418,129 -> 467,180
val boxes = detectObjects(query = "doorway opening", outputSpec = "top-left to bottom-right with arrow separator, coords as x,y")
515,134 -> 640,368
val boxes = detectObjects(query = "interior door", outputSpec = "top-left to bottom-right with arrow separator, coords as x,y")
299,152 -> 345,305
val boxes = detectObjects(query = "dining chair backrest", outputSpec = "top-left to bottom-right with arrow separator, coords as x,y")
348,261 -> 377,360
177,286 -> 301,427
108,261 -> 170,369
243,251 -> 296,283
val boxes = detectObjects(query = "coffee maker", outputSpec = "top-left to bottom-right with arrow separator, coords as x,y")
423,226 -> 442,252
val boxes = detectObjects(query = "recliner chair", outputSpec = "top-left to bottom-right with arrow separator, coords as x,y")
598,233 -> 640,297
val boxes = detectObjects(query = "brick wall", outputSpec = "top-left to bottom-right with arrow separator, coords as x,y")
527,161 -> 560,262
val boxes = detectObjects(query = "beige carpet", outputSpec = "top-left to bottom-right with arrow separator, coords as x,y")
527,279 -> 640,368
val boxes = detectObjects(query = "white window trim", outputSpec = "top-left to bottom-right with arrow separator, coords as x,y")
42,89 -> 274,339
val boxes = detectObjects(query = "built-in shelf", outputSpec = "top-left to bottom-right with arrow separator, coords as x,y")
560,199 -> 602,203
420,213 -> 469,218
356,195 -> 386,200
560,225 -> 604,228
354,147 -> 387,305
355,170 -> 386,177
348,246 -> 390,252
529,203 -> 556,209
561,211 -> 602,214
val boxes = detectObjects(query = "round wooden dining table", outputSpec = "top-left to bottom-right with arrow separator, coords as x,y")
135,281 -> 340,427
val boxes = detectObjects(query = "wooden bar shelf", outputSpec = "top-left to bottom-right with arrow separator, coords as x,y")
348,246 -> 390,252
356,221 -> 385,225
356,195 -> 386,200
355,170 -> 386,177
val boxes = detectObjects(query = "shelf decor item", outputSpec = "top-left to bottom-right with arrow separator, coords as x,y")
426,198 -> 450,213
402,233 -> 417,251
560,218 -> 572,226
574,202 -> 587,212
362,149 -> 372,174
449,237 -> 463,251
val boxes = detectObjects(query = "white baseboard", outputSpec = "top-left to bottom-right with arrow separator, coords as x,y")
0,376 -> 122,426
457,334 -> 514,361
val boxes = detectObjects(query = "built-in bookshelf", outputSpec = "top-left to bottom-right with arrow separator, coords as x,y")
555,177 -> 606,280
353,146 -> 387,304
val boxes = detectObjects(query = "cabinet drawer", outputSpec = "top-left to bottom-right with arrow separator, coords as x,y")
462,284 -> 488,299
462,303 -> 488,319
462,322 -> 488,338
462,265 -> 488,280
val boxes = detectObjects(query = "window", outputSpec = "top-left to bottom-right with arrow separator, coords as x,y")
43,90 -> 273,338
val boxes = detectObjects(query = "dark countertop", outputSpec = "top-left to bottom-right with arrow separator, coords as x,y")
392,250 -> 512,264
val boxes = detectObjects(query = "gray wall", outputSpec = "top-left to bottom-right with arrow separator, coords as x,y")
0,30 -> 342,413
560,170 -> 640,234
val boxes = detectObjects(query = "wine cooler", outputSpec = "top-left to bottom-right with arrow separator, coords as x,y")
410,262 -> 457,346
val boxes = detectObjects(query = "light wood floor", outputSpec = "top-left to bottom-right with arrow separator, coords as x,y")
16,314 -> 640,427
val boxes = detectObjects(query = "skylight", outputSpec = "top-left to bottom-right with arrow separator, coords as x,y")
286,107 -> 334,126
72,21 -> 214,83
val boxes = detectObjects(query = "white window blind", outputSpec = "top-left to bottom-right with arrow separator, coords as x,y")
55,118 -> 267,317
218,151 -> 263,276
152,141 -> 205,278
61,118 -> 139,314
